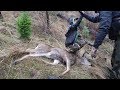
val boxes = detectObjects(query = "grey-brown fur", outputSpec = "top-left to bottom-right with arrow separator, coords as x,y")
12,43 -> 79,76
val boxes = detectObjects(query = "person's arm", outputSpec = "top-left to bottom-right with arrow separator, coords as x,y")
80,11 -> 100,23
93,11 -> 112,49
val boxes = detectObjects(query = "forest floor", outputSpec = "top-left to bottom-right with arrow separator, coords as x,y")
0,11 -> 114,79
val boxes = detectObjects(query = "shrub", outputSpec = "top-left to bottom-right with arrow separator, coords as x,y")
82,26 -> 90,38
16,12 -> 32,40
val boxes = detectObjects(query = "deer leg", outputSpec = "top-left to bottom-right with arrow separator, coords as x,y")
41,59 -> 60,65
37,52 -> 51,58
13,53 -> 45,64
61,55 -> 70,76
13,52 -> 59,65
13,55 -> 31,65
26,49 -> 36,53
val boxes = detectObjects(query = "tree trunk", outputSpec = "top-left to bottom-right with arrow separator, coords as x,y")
0,11 -> 3,20
46,11 -> 50,34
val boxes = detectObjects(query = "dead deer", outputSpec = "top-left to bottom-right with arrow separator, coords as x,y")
12,43 -> 81,76
12,35 -> 94,77
11,41 -> 113,79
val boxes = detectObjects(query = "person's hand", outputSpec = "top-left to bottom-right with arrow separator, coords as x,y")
90,47 -> 98,58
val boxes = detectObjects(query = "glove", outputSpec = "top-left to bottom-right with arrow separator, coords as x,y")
90,46 -> 97,58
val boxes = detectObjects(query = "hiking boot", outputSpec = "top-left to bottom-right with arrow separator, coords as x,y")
116,68 -> 120,79
112,65 -> 120,79
109,69 -> 118,79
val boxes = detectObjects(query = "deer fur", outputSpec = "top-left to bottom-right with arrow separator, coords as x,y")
12,42 -> 113,78
12,43 -> 81,76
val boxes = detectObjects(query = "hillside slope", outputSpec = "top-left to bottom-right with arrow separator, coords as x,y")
0,11 -> 113,79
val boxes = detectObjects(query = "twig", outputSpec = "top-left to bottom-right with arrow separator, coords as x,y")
0,59 -> 4,64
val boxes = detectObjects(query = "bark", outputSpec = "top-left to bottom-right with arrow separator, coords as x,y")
46,11 -> 50,34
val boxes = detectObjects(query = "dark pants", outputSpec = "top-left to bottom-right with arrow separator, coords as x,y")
111,36 -> 120,67
108,19 -> 120,78
111,20 -> 120,78
111,36 -> 120,78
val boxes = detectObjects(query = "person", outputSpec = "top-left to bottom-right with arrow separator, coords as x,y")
80,11 -> 120,78
65,15 -> 85,52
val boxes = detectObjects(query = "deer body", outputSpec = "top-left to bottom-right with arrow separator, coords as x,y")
13,43 -> 77,76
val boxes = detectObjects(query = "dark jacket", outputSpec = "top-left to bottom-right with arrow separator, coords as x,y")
82,11 -> 120,49
65,16 -> 83,47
